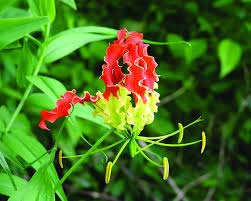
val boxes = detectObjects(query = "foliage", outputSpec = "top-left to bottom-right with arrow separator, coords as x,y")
0,0 -> 251,201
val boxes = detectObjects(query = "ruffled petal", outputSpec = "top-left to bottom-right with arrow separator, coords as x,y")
100,29 -> 158,103
38,90 -> 98,130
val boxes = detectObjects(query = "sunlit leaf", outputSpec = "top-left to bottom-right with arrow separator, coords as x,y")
27,75 -> 66,102
8,162 -> 55,201
16,41 -> 36,88
44,26 -> 117,63
27,0 -> 56,22
1,131 -> 67,201
0,173 -> 27,196
0,0 -> 17,12
0,16 -> 49,49
218,39 -> 242,78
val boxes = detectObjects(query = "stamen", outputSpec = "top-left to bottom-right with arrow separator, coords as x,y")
162,157 -> 169,180
58,150 -> 63,168
105,161 -> 113,184
177,123 -> 184,143
201,131 -> 206,154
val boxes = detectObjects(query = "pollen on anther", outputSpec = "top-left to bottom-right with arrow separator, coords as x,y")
105,161 -> 113,184
201,131 -> 206,154
59,150 -> 64,168
178,123 -> 184,143
162,157 -> 169,180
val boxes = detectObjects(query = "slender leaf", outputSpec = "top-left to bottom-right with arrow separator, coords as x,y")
1,131 -> 67,201
27,93 -> 55,109
60,0 -> 77,10
0,16 -> 49,49
27,75 -> 109,128
0,0 -> 17,12
8,162 -> 55,201
218,39 -> 242,78
0,173 -> 27,197
72,104 -> 110,129
16,41 -> 36,88
44,27 -> 117,63
27,0 -> 56,22
27,75 -> 66,102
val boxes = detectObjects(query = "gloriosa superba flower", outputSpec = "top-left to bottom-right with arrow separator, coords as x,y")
39,28 -> 206,183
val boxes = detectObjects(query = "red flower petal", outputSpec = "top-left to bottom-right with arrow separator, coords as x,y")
38,90 -> 98,130
100,29 -> 158,102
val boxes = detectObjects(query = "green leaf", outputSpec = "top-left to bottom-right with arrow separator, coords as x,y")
218,39 -> 242,78
1,131 -> 67,201
8,162 -> 55,201
0,0 -> 17,12
27,75 -> 66,102
44,26 -> 117,63
0,173 -> 27,196
27,0 -> 56,22
60,0 -> 77,10
0,16 -> 49,49
16,41 -> 36,88
185,39 -> 207,64
27,93 -> 55,109
213,0 -> 233,7
0,151 -> 18,193
0,7 -> 30,18
72,104 -> 110,129
167,33 -> 186,58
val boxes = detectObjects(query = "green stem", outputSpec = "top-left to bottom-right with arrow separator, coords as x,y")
4,23 -> 51,135
112,139 -> 130,165
54,129 -> 114,191
26,34 -> 41,46
4,47 -> 46,135
143,39 -> 191,47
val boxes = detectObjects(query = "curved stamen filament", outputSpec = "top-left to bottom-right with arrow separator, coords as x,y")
139,116 -> 203,140
112,139 -> 130,165
62,139 -> 126,159
135,143 -> 162,167
138,138 -> 202,147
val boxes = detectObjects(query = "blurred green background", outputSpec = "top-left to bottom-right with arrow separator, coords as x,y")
1,0 -> 251,200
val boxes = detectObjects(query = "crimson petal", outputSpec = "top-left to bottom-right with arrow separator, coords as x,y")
38,90 -> 98,130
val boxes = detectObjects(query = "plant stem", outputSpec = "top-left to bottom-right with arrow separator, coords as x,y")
4,47 -> 46,135
54,129 -> 114,191
4,23 -> 51,135
112,139 -> 129,165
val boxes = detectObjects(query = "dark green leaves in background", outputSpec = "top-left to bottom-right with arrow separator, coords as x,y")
1,0 -> 250,201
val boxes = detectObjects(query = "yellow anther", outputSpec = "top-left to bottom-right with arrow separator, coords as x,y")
178,123 -> 184,143
58,150 -> 63,168
105,161 -> 113,184
162,157 -> 169,180
201,131 -> 206,154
